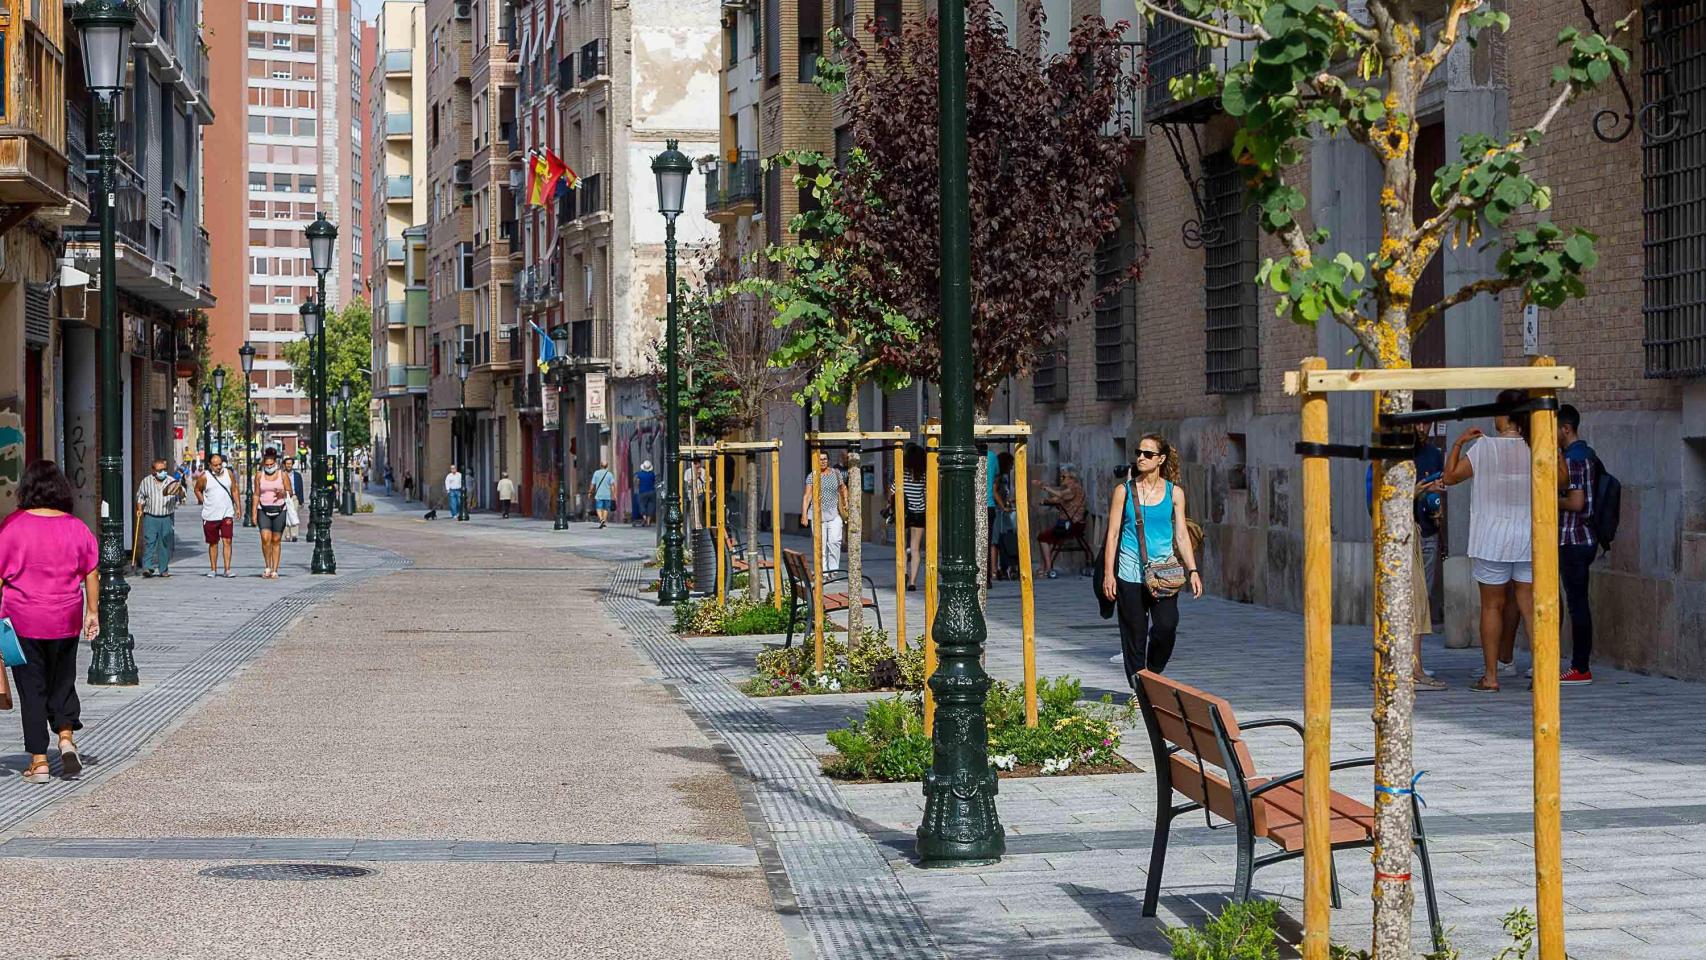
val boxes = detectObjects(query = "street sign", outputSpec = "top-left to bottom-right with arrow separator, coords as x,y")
543,388 -> 559,430
587,372 -> 607,425
1523,304 -> 1540,356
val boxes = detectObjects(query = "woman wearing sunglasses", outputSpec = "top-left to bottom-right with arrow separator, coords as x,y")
1102,434 -> 1201,686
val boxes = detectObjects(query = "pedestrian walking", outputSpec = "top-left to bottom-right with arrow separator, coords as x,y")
195,453 -> 240,578
801,452 -> 848,573
385,465 -> 395,496
497,471 -> 516,519
992,451 -> 1018,580
1443,389 -> 1537,692
403,471 -> 414,501
252,448 -> 289,579
283,459 -> 304,542
889,444 -> 927,591
1101,434 -> 1202,686
445,465 -> 465,520
588,461 -> 616,528
1557,403 -> 1597,685
0,460 -> 97,783
134,457 -> 183,578
635,461 -> 658,526
1035,464 -> 1088,580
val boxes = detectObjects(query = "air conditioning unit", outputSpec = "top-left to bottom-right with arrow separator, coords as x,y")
454,2 -> 471,19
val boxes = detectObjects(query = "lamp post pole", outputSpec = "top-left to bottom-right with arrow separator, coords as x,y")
549,331 -> 570,530
213,365 -> 226,457
75,0 -> 139,686
339,378 -> 356,515
200,386 -> 212,466
456,353 -> 471,521
305,214 -> 337,573
917,0 -> 1002,865
239,344 -> 256,527
652,141 -> 690,605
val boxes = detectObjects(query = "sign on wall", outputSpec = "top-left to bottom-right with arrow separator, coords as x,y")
543,388 -> 559,431
586,372 -> 607,425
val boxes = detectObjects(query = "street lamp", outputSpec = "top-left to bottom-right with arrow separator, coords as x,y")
199,383 -> 213,464
338,377 -> 356,515
916,0 -> 1002,864
72,0 -> 139,686
305,213 -> 337,574
299,298 -> 319,543
549,325 -> 571,530
651,139 -> 691,606
455,351 -> 470,521
212,364 -> 227,456
239,343 -> 256,526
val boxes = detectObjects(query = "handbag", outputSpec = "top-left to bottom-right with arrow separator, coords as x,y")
0,617 -> 27,668
1092,546 -> 1116,619
285,496 -> 301,528
1130,480 -> 1189,599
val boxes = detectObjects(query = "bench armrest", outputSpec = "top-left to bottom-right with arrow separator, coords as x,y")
1240,717 -> 1307,738
821,572 -> 879,594
1248,756 -> 1375,799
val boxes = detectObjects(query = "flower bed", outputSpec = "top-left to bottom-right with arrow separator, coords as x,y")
739,629 -> 926,697
822,677 -> 1137,782
672,597 -> 793,636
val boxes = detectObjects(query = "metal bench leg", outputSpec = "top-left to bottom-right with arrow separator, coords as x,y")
1329,849 -> 1343,909
1141,805 -> 1173,918
1232,816 -> 1257,903
1413,798 -> 1444,953
784,595 -> 799,649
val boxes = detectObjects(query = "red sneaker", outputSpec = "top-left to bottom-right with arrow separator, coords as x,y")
1560,669 -> 1593,686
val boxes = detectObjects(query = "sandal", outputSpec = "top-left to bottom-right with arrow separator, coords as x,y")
1413,673 -> 1447,691
58,739 -> 81,779
1470,678 -> 1500,693
21,759 -> 50,784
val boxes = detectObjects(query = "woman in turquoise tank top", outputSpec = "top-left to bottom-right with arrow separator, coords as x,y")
1100,434 -> 1202,685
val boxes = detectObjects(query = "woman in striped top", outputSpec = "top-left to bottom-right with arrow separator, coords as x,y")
888,443 -> 928,592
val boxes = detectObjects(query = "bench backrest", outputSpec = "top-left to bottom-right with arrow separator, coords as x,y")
1135,670 -> 1259,827
780,549 -> 812,600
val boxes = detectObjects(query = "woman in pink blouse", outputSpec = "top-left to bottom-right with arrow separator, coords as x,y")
0,461 -> 99,783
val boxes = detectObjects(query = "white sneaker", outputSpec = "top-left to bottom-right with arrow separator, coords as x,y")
1498,661 -> 1520,678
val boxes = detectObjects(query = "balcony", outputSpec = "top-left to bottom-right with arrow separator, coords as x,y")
386,175 -> 414,202
387,364 -> 410,389
407,288 -> 429,326
385,112 -> 413,139
500,121 -> 522,159
578,39 -> 609,83
1145,16 -> 1253,123
1103,42 -> 1146,139
560,173 -> 606,226
558,54 -> 576,92
704,152 -> 761,221
0,133 -> 71,209
406,365 -> 430,393
386,236 -> 406,264
385,49 -> 413,75
384,301 -> 407,327
564,318 -> 611,367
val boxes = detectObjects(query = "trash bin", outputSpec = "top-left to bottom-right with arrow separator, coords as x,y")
691,528 -> 716,595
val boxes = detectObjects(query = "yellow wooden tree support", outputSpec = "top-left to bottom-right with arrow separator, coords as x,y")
1287,358 -> 1571,960
716,440 -> 785,609
803,431 -> 910,675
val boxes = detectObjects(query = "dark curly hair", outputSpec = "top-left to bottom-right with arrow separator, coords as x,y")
17,460 -> 74,513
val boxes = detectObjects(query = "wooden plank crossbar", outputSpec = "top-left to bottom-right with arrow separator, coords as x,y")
1283,365 -> 1575,396
921,422 -> 1033,437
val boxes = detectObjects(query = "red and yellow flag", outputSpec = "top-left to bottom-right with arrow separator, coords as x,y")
527,151 -> 552,207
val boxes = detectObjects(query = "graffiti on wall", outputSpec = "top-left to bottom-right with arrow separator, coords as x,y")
0,402 -> 23,514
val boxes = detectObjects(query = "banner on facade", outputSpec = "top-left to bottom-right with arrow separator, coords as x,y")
586,372 -> 607,425
543,388 -> 559,431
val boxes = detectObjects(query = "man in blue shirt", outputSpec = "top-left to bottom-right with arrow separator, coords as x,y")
634,460 -> 657,527
1557,404 -> 1596,684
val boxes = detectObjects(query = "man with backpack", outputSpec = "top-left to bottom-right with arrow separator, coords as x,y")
1558,403 -> 1612,685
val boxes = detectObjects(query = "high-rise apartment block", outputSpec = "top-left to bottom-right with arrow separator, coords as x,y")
204,0 -> 364,455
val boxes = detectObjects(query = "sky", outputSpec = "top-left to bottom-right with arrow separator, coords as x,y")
356,0 -> 381,19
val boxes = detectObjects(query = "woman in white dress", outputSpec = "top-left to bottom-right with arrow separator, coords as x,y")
1442,389 -> 1535,692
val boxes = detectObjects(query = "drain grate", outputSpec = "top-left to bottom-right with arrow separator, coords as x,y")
199,863 -> 374,881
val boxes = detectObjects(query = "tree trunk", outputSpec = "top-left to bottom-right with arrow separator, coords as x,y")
844,397 -> 865,638
974,413 -> 988,610
745,423 -> 762,602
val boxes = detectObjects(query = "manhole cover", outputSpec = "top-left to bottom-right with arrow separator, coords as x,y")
199,863 -> 373,881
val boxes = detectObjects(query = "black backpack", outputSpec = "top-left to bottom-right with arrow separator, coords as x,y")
1588,454 -> 1621,555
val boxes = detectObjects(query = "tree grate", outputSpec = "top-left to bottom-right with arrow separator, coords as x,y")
199,863 -> 374,881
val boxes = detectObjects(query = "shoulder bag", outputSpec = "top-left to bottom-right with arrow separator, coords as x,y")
1130,480 -> 1188,599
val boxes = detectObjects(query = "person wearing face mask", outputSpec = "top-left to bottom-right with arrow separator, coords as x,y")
194,453 -> 240,578
134,458 -> 183,578
252,448 -> 289,579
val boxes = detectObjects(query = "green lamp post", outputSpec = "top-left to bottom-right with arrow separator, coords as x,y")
549,325 -> 571,530
916,0 -> 1003,865
651,139 -> 691,606
298,298 -> 318,542
239,343 -> 256,526
305,213 -> 338,573
73,0 -> 139,686
455,351 -> 471,521
199,383 -> 213,464
339,377 -> 356,515
212,364 -> 227,456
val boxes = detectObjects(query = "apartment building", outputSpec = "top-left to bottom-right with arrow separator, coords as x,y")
204,0 -> 362,456
509,0 -> 557,517
1,0 -> 215,525
507,0 -> 719,521
367,0 -> 429,497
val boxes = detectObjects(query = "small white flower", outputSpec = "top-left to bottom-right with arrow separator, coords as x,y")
1041,757 -> 1073,776
827,678 -> 842,692
991,754 -> 1017,771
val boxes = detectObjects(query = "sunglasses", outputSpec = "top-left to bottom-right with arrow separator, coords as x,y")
1136,450 -> 1163,460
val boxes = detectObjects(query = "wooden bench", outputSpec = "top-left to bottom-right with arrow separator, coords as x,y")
725,531 -> 775,576
1134,671 -> 1441,942
779,548 -> 881,649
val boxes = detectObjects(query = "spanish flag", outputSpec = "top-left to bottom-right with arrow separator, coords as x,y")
527,151 -> 552,207
551,150 -> 580,192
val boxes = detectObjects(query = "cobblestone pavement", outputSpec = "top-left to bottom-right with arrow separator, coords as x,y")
0,506 -> 790,960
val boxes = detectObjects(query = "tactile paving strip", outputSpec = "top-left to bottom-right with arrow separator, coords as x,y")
605,563 -> 941,960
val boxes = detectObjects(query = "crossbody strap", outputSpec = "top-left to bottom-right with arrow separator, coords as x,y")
1128,479 -> 1149,569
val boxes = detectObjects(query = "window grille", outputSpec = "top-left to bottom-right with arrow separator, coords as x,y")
1203,151 -> 1260,394
1094,198 -> 1142,400
1642,0 -> 1706,378
1032,343 -> 1067,404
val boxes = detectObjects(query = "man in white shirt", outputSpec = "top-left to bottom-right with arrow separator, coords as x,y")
496,471 -> 517,519
446,465 -> 464,520
194,453 -> 240,578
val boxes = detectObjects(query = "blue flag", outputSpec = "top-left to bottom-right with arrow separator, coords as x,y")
531,322 -> 556,372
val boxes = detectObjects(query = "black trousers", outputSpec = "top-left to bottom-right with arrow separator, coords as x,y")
1116,578 -> 1179,686
1561,543 -> 1596,672
500,498 -> 512,518
11,636 -> 82,756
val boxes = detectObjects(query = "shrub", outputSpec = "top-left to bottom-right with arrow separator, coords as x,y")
743,628 -> 923,696
1165,899 -> 1280,960
823,695 -> 931,780
675,597 -> 792,636
722,603 -> 791,636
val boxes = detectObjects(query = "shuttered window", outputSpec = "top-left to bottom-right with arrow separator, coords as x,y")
1202,151 -> 1261,394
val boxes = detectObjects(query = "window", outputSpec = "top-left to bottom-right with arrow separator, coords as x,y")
299,174 -> 317,195
272,34 -> 290,49
765,164 -> 783,246
271,68 -> 290,80
763,0 -> 780,81
1642,2 -> 1706,377
834,125 -> 853,169
248,31 -> 265,49
1202,151 -> 1260,394
458,242 -> 474,290
269,116 -> 292,135
875,0 -> 902,34
1094,196 -> 1141,400
726,21 -> 738,66
248,116 -> 267,133
1033,338 -> 1068,404
798,0 -> 821,82
271,172 -> 291,192
294,118 -> 315,137
296,36 -> 315,53
797,161 -> 823,241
